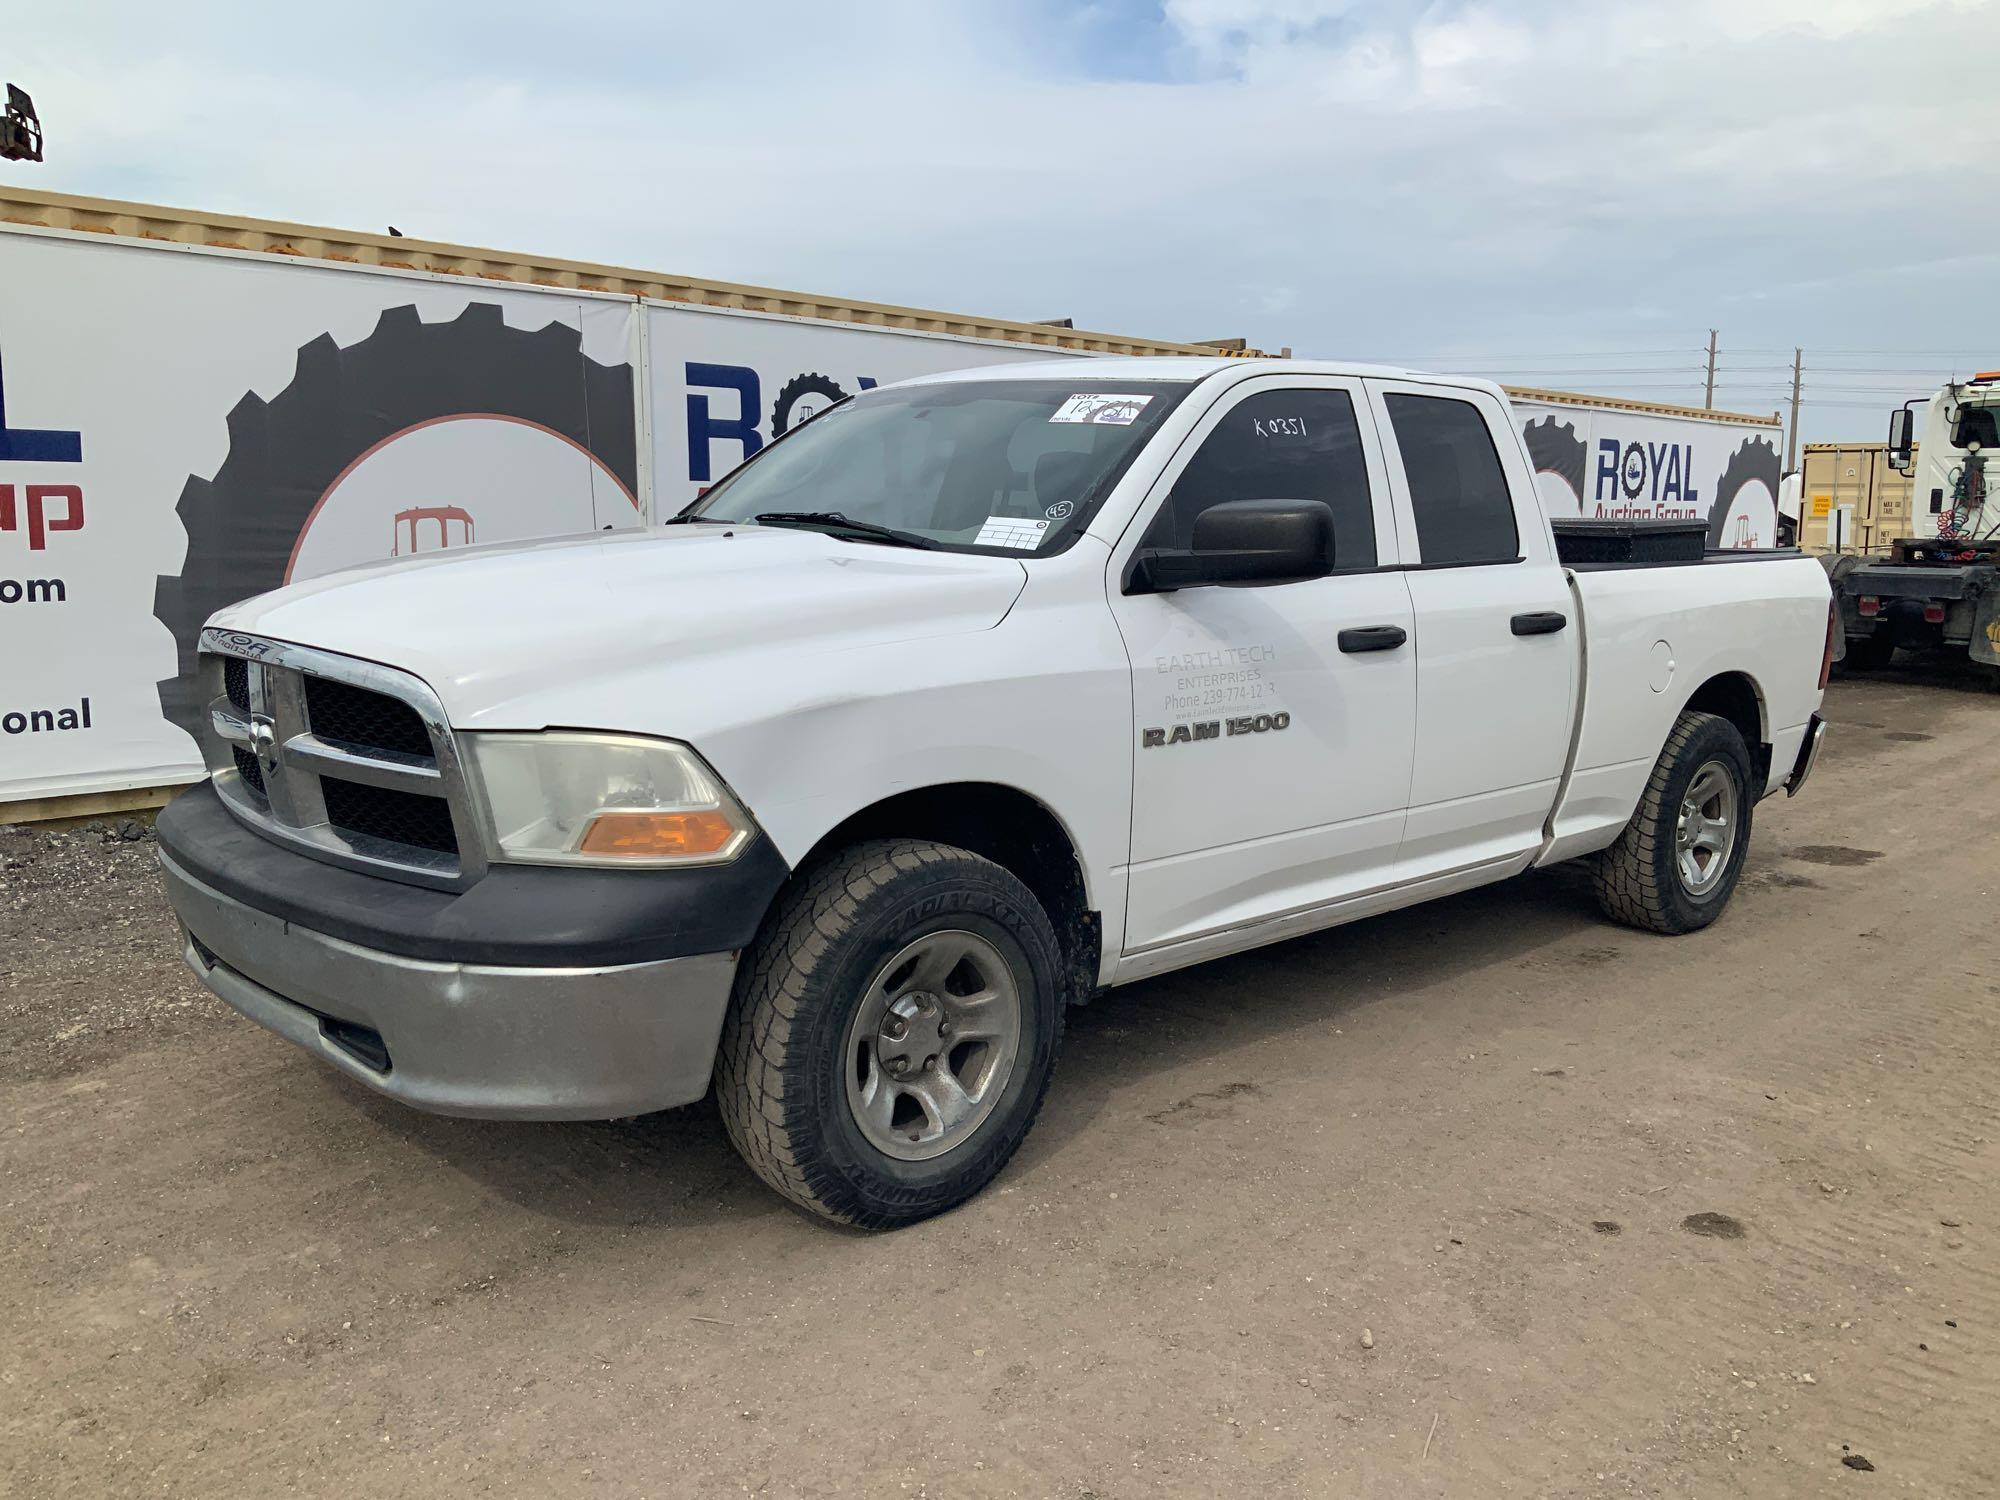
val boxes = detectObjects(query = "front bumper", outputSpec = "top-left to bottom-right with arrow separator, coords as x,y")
164,850 -> 738,1119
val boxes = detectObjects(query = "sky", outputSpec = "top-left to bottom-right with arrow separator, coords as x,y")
7,0 -> 1998,448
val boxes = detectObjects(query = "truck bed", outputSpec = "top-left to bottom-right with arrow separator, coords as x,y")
1539,552 -> 1831,866
1565,547 -> 1809,572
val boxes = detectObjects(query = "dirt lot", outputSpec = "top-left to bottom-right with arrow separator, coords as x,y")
3,672 -> 1994,1499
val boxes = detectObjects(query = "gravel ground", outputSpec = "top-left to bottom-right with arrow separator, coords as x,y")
2,671 -> 1994,1498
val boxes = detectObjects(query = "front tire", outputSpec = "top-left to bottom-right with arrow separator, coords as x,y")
1593,710 -> 1755,935
715,840 -> 1064,1228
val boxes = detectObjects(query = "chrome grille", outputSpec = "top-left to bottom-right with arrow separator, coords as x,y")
303,675 -> 433,760
224,657 -> 251,713
230,743 -> 265,795
321,776 -> 459,855
197,628 -> 485,889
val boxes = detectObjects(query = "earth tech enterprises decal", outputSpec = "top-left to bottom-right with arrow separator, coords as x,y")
1520,408 -> 1781,549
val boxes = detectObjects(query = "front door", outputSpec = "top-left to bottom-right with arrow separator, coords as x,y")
1109,376 -> 1419,954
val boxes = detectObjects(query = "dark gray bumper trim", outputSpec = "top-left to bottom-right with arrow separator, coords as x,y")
162,849 -> 739,1120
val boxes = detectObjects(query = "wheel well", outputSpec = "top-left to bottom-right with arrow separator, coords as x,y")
1683,671 -> 1770,792
797,784 -> 1101,1005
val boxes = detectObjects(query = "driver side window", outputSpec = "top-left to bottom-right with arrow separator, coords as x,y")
1152,388 -> 1377,568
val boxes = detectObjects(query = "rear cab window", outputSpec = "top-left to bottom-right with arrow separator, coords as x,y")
1383,393 -> 1520,566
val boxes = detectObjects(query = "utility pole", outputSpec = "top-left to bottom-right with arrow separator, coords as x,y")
1703,329 -> 1718,410
1785,348 -> 1803,473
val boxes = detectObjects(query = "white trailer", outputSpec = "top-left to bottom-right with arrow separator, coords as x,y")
0,190 -> 1242,812
1506,387 -> 1784,550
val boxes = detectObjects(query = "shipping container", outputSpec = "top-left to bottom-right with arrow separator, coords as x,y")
1797,443 -> 1917,556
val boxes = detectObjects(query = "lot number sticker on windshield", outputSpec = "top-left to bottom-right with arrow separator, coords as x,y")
975,515 -> 1052,550
1049,393 -> 1154,425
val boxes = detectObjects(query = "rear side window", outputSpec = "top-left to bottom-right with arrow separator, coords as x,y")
1385,394 -> 1519,566
1156,389 -> 1376,569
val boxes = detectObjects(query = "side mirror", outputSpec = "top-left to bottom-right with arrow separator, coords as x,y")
1887,406 -> 1915,473
1126,498 -> 1335,594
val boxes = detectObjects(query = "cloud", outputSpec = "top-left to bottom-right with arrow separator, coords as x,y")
7,0 -> 1997,438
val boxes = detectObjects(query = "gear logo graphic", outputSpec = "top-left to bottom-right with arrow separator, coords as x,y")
1619,442 -> 1649,501
151,302 -> 637,738
1522,415 -> 1588,515
770,372 -> 849,439
1707,436 -> 1780,548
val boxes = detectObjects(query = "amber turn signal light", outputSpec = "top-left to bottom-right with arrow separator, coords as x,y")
577,809 -> 742,859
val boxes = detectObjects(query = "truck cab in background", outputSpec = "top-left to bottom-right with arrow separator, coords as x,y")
1830,373 -> 2000,671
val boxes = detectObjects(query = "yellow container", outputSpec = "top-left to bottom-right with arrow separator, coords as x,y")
1799,443 -> 1915,555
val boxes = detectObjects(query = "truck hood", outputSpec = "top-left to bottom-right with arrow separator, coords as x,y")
211,525 -> 1030,724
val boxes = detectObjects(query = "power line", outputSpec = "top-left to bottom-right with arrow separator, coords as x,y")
1372,348 -> 1701,361
1732,347 -> 1997,357
1718,380 -> 1936,389
1717,365 -> 1973,375
1418,368 -> 1706,378
1493,382 -> 1709,392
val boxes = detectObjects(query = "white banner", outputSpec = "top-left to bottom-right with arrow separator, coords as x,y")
1512,397 -> 1782,549
0,227 -> 1080,804
646,303 -> 1081,513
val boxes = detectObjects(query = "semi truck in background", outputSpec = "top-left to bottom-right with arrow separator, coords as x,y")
1825,372 -> 2000,671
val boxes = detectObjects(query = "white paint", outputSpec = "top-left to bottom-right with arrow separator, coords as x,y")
1104,373 -> 1415,951
1648,640 -> 1674,694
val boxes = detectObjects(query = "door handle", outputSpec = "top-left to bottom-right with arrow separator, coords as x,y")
1338,624 -> 1408,653
1510,611 -> 1568,636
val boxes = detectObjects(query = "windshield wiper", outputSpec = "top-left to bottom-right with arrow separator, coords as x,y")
662,512 -> 732,525
751,511 -> 936,550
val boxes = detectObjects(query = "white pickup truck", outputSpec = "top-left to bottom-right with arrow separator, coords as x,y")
157,357 -> 1834,1227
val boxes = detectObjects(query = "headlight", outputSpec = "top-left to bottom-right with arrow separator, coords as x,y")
464,732 -> 755,866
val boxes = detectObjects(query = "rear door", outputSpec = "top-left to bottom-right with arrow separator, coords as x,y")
1364,381 -> 1577,879
1109,375 -> 1417,953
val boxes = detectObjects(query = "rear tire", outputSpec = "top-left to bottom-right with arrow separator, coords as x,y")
1593,711 -> 1755,935
715,839 -> 1064,1228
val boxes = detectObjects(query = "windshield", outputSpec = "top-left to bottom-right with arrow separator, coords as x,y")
685,378 -> 1190,554
1950,403 -> 1998,451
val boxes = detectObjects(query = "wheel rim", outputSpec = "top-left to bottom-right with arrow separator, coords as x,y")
842,929 -> 1023,1162
1675,760 -> 1739,898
